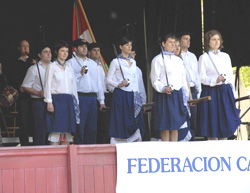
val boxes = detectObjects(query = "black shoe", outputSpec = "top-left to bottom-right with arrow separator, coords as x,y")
228,135 -> 237,140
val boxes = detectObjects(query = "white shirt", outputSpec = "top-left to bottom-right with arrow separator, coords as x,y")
150,54 -> 189,99
106,58 -> 139,92
68,56 -> 105,104
198,51 -> 235,96
181,50 -> 201,98
18,56 -> 28,62
96,60 -> 109,93
44,61 -> 78,103
22,61 -> 49,98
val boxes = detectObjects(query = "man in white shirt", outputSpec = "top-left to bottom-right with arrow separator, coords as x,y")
22,45 -> 52,145
178,31 -> 201,140
68,39 -> 106,144
89,42 -> 111,144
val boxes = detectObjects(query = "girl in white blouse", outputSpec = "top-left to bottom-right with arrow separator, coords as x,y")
106,36 -> 145,144
44,40 -> 79,145
150,34 -> 189,141
197,30 -> 240,140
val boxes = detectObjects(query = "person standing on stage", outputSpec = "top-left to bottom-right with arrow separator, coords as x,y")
174,38 -> 192,141
89,42 -> 111,144
22,45 -> 52,145
151,33 -> 189,141
197,30 -> 240,140
8,40 -> 36,146
44,40 -> 79,145
88,43 -> 109,98
68,39 -> 105,144
106,36 -> 145,144
178,31 -> 201,140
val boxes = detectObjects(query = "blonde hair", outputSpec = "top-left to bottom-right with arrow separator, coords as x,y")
174,38 -> 182,58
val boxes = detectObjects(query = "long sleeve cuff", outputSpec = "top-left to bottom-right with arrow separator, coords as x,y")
208,78 -> 217,87
44,98 -> 52,103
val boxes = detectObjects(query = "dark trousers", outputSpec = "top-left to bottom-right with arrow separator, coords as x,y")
75,95 -> 97,144
16,93 -> 34,146
97,92 -> 112,144
190,88 -> 198,139
142,113 -> 150,141
32,99 -> 47,145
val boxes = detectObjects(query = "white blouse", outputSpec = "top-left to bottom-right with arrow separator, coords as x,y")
106,58 -> 139,92
198,51 -> 235,95
150,54 -> 189,99
44,61 -> 78,103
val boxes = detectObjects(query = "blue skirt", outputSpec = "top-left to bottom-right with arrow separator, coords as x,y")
109,88 -> 145,139
196,84 -> 241,138
151,89 -> 188,131
46,94 -> 77,133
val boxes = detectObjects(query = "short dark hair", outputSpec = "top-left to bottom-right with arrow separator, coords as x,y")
38,44 -> 51,54
204,30 -> 224,52
54,40 -> 69,54
88,42 -> 101,51
177,31 -> 192,39
119,36 -> 132,47
161,33 -> 176,43
72,39 -> 89,48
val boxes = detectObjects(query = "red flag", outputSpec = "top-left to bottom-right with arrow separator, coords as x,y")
72,0 -> 108,73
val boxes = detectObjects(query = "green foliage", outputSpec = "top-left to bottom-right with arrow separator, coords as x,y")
236,66 -> 250,94
240,67 -> 250,88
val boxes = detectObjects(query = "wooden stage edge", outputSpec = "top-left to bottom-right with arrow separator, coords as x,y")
0,144 -> 117,193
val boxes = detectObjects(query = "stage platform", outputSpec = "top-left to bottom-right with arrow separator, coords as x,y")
0,144 -> 117,193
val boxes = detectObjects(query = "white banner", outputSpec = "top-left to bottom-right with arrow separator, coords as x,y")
116,141 -> 250,193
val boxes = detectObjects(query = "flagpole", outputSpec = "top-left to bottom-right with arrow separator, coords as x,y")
77,0 -> 108,74
99,56 -> 108,75
201,0 -> 204,53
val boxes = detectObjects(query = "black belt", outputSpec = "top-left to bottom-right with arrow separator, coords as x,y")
190,87 -> 196,93
78,92 -> 97,97
32,98 -> 44,102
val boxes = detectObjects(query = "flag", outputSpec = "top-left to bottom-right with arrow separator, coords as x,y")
72,0 -> 108,73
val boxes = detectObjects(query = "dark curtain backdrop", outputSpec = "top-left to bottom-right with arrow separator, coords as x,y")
0,0 -> 249,83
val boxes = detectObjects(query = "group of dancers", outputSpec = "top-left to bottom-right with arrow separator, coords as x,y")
1,29 -> 241,145
106,29 -> 240,143
150,30 -> 240,142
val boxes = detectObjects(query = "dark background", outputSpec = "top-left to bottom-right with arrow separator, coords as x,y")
0,0 -> 249,82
